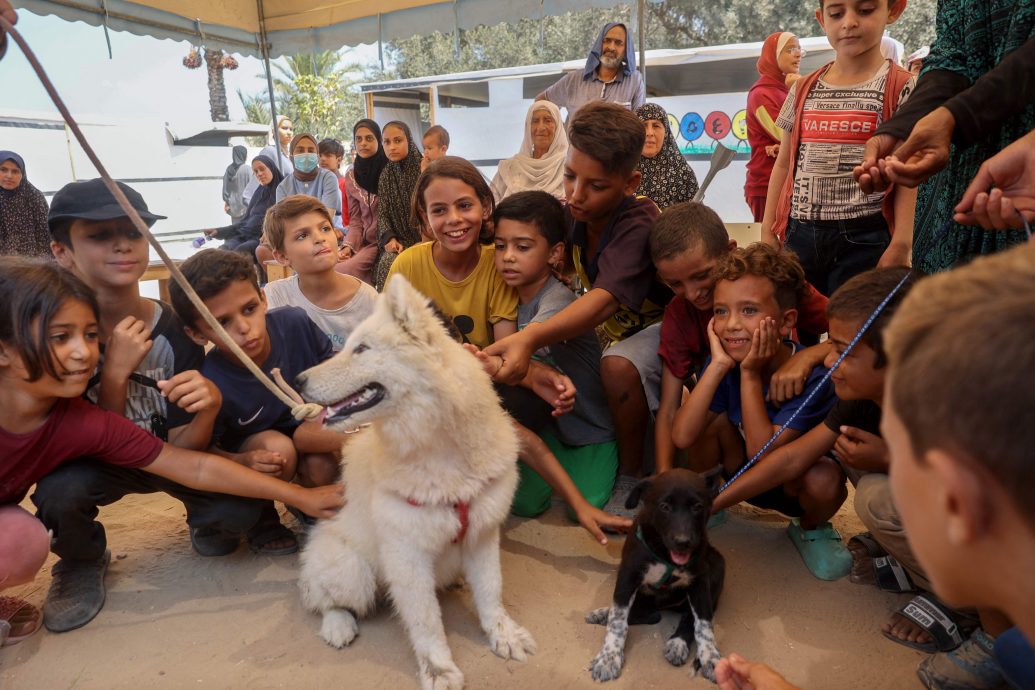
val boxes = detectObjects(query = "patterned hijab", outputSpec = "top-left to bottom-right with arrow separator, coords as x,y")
376,121 -> 424,248
352,119 -> 389,196
496,101 -> 568,199
634,104 -> 699,210
0,151 -> 52,258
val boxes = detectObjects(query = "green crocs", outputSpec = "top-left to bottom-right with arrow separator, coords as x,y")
707,509 -> 728,529
787,519 -> 852,581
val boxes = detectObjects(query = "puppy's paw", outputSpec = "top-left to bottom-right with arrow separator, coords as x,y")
585,607 -> 610,625
488,616 -> 537,661
589,647 -> 625,682
418,657 -> 464,690
319,608 -> 358,648
664,636 -> 690,666
694,643 -> 720,683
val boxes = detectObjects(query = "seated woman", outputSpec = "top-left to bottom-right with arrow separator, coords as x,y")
243,115 -> 294,205
0,150 -> 51,257
372,120 -> 424,291
337,118 -> 387,285
206,155 -> 283,259
634,103 -> 699,210
276,132 -> 343,225
491,101 -> 568,202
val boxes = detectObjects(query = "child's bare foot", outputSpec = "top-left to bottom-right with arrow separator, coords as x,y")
882,611 -> 933,647
846,533 -> 882,585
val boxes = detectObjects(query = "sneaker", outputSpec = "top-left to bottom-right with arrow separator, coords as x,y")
602,474 -> 641,523
43,550 -> 111,633
786,519 -> 852,581
917,629 -> 1007,690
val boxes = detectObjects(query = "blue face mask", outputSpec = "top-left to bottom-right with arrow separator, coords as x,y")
294,152 -> 318,173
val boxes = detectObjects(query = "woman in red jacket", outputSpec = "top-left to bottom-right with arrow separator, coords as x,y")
744,32 -> 802,222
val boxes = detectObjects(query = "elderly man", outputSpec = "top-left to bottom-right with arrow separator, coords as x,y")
537,22 -> 646,115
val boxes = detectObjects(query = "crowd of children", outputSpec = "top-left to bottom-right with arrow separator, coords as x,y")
2,0 -> 1033,688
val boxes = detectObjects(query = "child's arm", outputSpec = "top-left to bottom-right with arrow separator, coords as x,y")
879,184 -> 918,268
485,288 -> 618,385
159,370 -> 221,450
514,423 -> 632,545
768,342 -> 833,405
712,423 -> 837,512
739,318 -> 803,457
97,316 -> 153,416
465,344 -> 576,417
671,320 -> 732,449
760,133 -> 794,247
145,443 -> 343,518
293,420 -> 348,454
654,363 -> 686,474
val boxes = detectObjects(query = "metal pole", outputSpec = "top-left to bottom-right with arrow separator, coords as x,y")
637,0 -> 646,83
256,0 -> 279,139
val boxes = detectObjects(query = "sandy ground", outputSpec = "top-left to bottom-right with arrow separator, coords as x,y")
0,489 -> 926,690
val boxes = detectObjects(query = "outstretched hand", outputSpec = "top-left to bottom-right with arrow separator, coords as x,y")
853,133 -> 900,194
954,128 -> 1035,230
881,107 -> 955,188
574,502 -> 632,545
483,331 -> 535,385
715,654 -> 800,690
294,483 -> 345,519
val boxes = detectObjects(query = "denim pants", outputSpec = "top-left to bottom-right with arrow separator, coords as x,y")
784,214 -> 890,297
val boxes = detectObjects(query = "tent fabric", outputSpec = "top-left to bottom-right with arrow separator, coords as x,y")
15,0 -> 623,58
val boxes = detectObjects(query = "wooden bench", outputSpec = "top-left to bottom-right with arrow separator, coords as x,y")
139,259 -> 295,302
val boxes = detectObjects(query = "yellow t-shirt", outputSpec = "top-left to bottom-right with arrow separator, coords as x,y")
386,242 -> 517,349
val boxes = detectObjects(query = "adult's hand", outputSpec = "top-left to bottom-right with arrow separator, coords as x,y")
853,134 -> 901,194
954,128 -> 1035,230
715,654 -> 801,690
881,107 -> 955,188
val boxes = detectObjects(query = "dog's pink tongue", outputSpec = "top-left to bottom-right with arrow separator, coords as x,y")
670,550 -> 691,566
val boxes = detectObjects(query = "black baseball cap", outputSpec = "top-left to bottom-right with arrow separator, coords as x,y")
48,178 -> 166,230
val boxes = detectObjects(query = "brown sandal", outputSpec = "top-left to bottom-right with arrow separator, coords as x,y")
0,596 -> 43,646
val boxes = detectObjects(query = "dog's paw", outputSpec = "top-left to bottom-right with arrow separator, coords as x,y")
319,608 -> 359,648
664,636 -> 690,667
585,607 -> 609,625
418,657 -> 464,690
589,647 -> 625,682
488,616 -> 537,662
693,644 -> 720,683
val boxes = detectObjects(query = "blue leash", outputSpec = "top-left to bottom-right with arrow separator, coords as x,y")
718,211 -> 1031,495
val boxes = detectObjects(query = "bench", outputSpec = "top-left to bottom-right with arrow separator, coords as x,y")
140,259 -> 295,302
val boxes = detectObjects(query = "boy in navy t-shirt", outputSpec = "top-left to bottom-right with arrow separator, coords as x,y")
171,250 -> 347,548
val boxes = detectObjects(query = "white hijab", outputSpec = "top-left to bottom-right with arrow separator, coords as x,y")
497,101 -> 569,199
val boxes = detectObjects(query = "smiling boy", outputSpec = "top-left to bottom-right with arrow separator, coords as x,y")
671,244 -> 840,574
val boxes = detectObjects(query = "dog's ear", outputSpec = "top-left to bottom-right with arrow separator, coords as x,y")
382,276 -> 441,346
625,478 -> 652,510
701,464 -> 725,497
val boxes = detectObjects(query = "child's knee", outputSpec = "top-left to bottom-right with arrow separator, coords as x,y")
600,355 -> 642,397
801,458 -> 847,504
299,453 -> 341,486
0,507 -> 50,588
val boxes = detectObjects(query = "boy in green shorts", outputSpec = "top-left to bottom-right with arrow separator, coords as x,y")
493,190 -> 618,519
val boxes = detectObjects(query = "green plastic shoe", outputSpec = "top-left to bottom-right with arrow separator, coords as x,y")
787,519 -> 852,581
707,509 -> 728,529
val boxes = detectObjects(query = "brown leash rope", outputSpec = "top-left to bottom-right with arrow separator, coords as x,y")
0,17 -> 321,421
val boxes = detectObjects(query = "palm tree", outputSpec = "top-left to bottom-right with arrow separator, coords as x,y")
183,46 -> 238,122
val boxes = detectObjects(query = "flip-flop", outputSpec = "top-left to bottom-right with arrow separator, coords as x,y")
882,594 -> 976,653
872,555 -> 917,593
247,522 -> 298,556
787,519 -> 852,581
0,596 -> 43,646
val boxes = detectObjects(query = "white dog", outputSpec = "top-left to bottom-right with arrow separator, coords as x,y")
296,277 -> 536,690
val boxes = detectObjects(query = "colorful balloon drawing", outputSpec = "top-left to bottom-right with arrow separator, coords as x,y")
705,111 -> 732,140
732,110 -> 748,141
672,109 -> 749,151
680,112 -> 704,142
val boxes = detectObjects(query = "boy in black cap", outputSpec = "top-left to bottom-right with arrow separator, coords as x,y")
35,179 -> 282,635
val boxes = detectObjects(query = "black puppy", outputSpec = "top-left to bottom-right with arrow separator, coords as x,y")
587,469 -> 725,682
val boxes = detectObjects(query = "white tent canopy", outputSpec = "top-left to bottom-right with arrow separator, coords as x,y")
14,0 -> 625,58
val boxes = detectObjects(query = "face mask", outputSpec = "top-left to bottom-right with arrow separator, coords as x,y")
294,152 -> 318,173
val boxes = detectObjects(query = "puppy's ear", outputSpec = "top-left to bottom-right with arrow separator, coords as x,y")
625,478 -> 652,510
701,464 -> 725,497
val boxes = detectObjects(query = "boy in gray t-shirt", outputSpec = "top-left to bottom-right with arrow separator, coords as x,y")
493,191 -> 618,517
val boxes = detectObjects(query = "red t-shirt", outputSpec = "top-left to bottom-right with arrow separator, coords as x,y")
337,176 -> 350,226
0,398 -> 163,504
658,297 -> 711,381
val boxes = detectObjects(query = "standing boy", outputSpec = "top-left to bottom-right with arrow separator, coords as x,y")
492,190 -> 618,519
761,0 -> 917,296
486,102 -> 667,514
170,250 -> 347,543
36,179 -> 267,634
670,244 -> 841,574
263,195 -> 377,352
318,138 -> 350,229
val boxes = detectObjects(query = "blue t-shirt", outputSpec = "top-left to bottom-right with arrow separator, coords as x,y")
706,342 -> 835,432
204,306 -> 334,451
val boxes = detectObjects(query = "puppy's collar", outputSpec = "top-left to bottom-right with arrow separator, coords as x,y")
635,526 -> 686,590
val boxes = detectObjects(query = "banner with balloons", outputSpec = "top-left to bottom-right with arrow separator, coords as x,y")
652,94 -> 750,156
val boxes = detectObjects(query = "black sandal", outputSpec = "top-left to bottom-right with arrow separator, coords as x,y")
881,594 -> 976,653
247,521 -> 298,556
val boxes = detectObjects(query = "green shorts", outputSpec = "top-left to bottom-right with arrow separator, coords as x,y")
511,430 -> 619,520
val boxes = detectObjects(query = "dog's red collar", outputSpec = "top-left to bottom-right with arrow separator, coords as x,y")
406,498 -> 470,543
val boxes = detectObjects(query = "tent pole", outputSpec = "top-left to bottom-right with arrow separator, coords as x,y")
637,0 -> 646,83
256,0 -> 279,135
